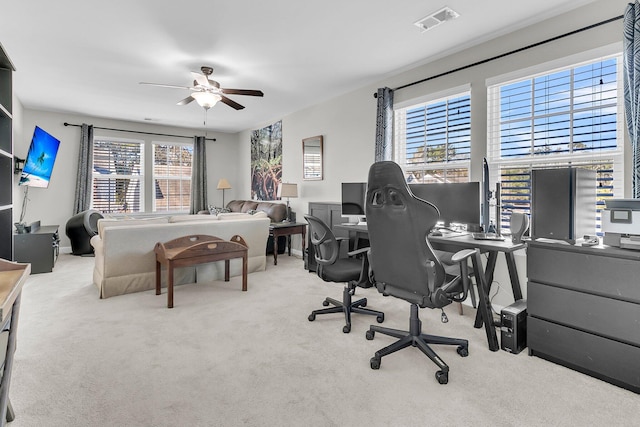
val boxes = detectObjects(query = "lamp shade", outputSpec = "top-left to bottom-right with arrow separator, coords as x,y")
191,91 -> 222,109
279,183 -> 298,198
217,178 -> 231,190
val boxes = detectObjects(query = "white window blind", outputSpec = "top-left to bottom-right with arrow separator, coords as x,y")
92,138 -> 143,213
153,143 -> 193,213
487,54 -> 624,234
394,91 -> 471,183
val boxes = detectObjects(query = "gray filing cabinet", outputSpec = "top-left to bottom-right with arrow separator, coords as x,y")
527,240 -> 640,393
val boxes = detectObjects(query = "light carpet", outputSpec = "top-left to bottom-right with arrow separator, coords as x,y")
7,253 -> 639,426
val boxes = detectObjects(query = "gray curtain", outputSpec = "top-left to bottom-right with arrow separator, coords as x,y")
624,1 -> 640,198
190,136 -> 207,214
374,87 -> 394,162
72,123 -> 94,214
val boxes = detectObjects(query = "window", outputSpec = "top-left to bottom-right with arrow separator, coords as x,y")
487,54 -> 624,234
91,137 -> 194,214
394,90 -> 471,183
153,143 -> 192,212
92,138 -> 143,213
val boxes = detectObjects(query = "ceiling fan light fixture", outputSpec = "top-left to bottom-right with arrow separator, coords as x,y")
191,91 -> 222,109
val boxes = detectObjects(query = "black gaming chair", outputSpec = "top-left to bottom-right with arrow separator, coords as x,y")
364,161 -> 488,384
305,215 -> 384,333
65,209 -> 104,255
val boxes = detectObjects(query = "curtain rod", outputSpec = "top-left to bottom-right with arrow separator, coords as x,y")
63,122 -> 217,141
385,14 -> 624,94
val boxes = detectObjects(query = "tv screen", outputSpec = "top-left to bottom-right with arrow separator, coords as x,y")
341,182 -> 367,217
19,126 -> 61,188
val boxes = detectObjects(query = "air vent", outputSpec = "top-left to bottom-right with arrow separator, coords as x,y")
414,6 -> 460,33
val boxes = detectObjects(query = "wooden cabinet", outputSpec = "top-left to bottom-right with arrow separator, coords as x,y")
306,202 -> 348,272
0,44 -> 15,261
527,241 -> 640,393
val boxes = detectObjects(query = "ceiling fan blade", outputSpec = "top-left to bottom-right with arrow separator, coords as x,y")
191,72 -> 211,87
220,95 -> 245,110
177,96 -> 195,106
221,88 -> 264,97
140,82 -> 192,90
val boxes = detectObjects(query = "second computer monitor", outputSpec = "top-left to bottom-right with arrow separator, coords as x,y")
409,182 -> 481,230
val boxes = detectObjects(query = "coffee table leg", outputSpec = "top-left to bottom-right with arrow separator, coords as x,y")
156,261 -> 161,295
168,263 -> 174,309
242,254 -> 248,291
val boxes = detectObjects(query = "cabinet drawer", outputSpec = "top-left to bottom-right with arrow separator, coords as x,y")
528,281 -> 640,346
527,244 -> 640,303
528,317 -> 640,392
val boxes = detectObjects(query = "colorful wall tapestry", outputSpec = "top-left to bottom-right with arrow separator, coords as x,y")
250,120 -> 282,201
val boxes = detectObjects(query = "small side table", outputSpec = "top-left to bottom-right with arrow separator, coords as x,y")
269,222 -> 306,265
154,234 -> 248,308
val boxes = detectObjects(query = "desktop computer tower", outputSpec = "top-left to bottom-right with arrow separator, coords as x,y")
500,300 -> 527,354
531,168 -> 595,244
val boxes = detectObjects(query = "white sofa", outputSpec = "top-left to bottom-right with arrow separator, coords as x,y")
90,212 -> 271,298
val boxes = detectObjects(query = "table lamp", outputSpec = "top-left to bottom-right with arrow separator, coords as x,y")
278,183 -> 298,222
217,178 -> 231,207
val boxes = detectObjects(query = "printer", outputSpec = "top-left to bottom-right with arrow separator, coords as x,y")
602,199 -> 640,250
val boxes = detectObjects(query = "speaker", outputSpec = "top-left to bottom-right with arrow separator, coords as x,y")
531,168 -> 595,244
510,212 -> 529,244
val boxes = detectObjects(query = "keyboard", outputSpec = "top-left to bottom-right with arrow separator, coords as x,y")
471,232 -> 505,241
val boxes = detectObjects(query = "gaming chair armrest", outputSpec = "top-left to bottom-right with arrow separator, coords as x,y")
443,248 -> 481,302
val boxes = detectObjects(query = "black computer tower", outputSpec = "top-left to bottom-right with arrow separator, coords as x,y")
501,300 -> 527,354
531,168 -> 595,244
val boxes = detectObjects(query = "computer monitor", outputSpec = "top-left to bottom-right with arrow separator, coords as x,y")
341,182 -> 367,223
409,182 -> 481,231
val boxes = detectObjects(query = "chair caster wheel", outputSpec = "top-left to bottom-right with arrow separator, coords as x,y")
365,330 -> 375,340
308,314 -> 316,321
343,324 -> 351,333
435,370 -> 448,384
457,345 -> 469,357
376,314 -> 384,323
361,300 -> 367,307
370,357 -> 381,370
322,300 -> 330,307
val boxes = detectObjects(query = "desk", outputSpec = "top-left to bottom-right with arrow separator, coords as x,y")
269,222 -> 306,265
335,224 -> 525,351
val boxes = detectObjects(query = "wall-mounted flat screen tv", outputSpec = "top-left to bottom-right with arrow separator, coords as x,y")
19,126 -> 61,188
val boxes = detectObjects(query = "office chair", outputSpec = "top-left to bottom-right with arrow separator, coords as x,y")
364,161 -> 488,384
304,215 -> 385,333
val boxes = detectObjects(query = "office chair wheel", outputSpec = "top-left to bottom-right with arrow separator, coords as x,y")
322,300 -> 330,307
360,300 -> 367,307
456,345 -> 469,357
370,356 -> 381,370
376,314 -> 384,323
365,330 -> 375,340
435,370 -> 448,384
308,313 -> 316,321
343,324 -> 351,333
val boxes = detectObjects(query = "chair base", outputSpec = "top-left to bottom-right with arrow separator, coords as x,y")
366,303 -> 468,384
308,284 -> 384,333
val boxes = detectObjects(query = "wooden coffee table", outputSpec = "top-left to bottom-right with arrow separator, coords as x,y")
154,234 -> 248,308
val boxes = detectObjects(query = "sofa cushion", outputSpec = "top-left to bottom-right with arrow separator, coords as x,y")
97,216 -> 170,238
226,200 -> 287,223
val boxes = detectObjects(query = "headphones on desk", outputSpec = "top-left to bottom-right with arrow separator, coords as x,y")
510,212 -> 529,244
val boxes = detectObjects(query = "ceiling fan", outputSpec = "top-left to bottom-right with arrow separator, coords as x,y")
140,66 -> 264,110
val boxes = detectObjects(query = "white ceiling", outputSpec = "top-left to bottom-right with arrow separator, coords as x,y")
0,0 -> 596,133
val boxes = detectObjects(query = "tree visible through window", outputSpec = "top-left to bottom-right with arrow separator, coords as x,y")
153,143 -> 192,212
395,92 -> 471,183
92,138 -> 143,213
